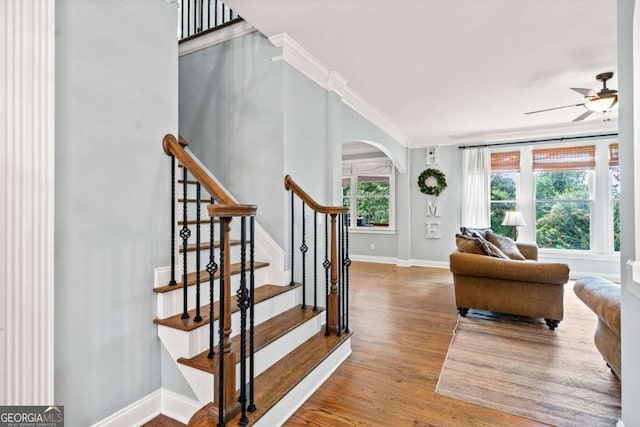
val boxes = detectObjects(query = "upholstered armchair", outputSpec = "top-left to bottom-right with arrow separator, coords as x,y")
449,241 -> 570,330
574,277 -> 621,379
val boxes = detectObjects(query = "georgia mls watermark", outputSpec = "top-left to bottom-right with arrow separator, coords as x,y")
0,406 -> 64,427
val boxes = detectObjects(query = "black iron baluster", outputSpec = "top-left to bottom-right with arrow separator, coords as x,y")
344,213 -> 351,333
341,213 -> 346,333
207,197 -> 217,359
248,216 -> 256,413
180,166 -> 191,320
337,214 -> 342,336
214,0 -> 218,26
199,0 -> 203,33
180,0 -> 184,39
186,0 -> 191,38
313,211 -> 318,311
290,190 -> 295,286
207,0 -> 211,30
323,214 -> 330,336
217,216 -> 225,427
194,183 -> 203,322
237,217 -> 249,426
300,201 -> 307,309
193,0 -> 198,32
169,156 -> 177,286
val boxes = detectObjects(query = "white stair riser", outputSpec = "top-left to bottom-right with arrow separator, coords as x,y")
156,267 -> 270,318
176,223 -> 250,247
182,244 -> 243,274
159,287 -> 302,358
154,245 -> 244,287
168,314 -> 323,405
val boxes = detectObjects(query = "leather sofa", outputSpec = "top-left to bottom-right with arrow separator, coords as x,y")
449,242 -> 570,330
574,276 -> 621,379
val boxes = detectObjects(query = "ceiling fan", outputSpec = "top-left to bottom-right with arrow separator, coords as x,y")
525,72 -> 618,122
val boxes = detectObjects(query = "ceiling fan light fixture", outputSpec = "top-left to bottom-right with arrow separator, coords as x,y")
585,96 -> 618,113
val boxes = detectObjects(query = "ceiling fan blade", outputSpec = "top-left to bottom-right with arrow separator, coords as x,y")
572,88 -> 598,98
524,103 -> 585,115
572,110 -> 594,122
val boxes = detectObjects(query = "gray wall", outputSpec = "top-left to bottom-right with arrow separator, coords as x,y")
410,146 -> 461,263
617,0 -> 639,425
54,1 -> 177,425
180,32 -> 286,245
180,32 -> 405,257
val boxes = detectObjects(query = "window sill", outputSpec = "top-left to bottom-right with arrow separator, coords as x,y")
538,248 -> 620,261
348,228 -> 396,235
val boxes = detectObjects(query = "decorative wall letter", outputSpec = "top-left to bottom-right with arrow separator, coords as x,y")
425,220 -> 442,239
426,198 -> 441,217
425,146 -> 440,165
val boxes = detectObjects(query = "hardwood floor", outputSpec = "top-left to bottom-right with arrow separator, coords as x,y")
285,261 -> 549,427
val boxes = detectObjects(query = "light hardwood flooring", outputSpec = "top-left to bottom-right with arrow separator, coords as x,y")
285,261 -> 549,427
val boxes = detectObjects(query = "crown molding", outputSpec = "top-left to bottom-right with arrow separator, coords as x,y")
408,119 -> 618,148
179,20 -> 256,57
268,33 -> 408,145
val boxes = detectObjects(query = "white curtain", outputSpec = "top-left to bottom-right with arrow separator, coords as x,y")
461,147 -> 491,228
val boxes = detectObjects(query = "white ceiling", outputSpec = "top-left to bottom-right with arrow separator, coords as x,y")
224,0 -> 618,146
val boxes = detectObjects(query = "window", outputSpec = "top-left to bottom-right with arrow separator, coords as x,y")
490,151 -> 520,237
342,159 -> 395,231
610,143 -> 620,252
533,146 -> 594,250
489,141 -> 618,255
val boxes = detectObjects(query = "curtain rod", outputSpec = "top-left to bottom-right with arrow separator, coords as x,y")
457,132 -> 619,150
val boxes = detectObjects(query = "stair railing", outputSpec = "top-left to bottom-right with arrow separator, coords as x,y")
284,175 -> 351,336
179,0 -> 241,40
163,134 -> 256,425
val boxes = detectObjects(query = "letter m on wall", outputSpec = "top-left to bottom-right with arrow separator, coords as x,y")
426,198 -> 441,217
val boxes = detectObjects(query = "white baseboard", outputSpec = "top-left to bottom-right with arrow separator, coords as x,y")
349,255 -> 450,270
90,389 -> 162,427
349,255 -> 398,265
569,271 -> 621,282
409,259 -> 450,269
160,389 -> 202,424
90,388 -> 200,427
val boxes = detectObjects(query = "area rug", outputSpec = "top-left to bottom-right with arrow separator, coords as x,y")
436,288 -> 621,427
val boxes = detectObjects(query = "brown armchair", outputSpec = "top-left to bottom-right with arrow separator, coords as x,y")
574,276 -> 621,379
449,242 -> 570,329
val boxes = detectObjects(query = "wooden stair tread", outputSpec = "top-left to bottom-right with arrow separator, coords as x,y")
178,239 -> 242,253
154,284 -> 301,331
154,261 -> 269,294
177,305 -> 324,373
178,219 -> 219,225
178,198 -> 211,203
188,330 -> 352,427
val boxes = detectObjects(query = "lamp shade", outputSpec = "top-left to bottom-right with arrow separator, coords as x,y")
502,211 -> 526,227
585,95 -> 618,112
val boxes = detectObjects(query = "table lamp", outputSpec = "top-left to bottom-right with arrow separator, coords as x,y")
502,211 -> 526,241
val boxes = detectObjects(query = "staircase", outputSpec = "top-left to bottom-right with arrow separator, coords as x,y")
155,135 -> 352,426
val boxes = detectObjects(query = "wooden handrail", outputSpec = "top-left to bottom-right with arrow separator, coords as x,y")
164,133 -> 257,425
284,175 -> 348,215
163,134 -> 235,205
208,204 -> 257,218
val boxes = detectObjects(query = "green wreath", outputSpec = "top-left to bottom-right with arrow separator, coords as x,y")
418,168 -> 447,196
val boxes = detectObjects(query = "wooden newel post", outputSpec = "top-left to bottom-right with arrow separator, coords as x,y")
209,216 -> 240,424
206,204 -> 256,425
328,213 -> 339,333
